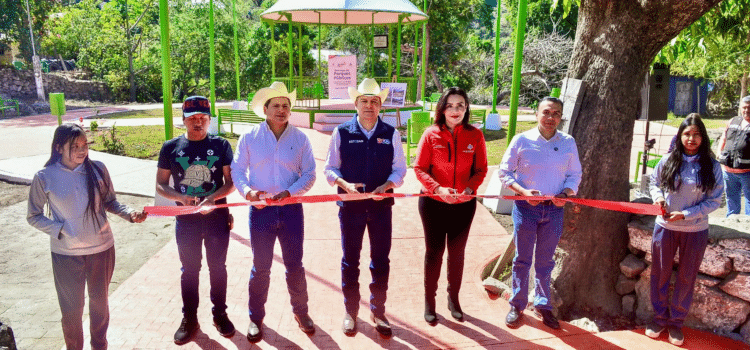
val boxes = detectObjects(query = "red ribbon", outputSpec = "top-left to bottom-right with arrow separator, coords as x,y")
145,193 -> 662,217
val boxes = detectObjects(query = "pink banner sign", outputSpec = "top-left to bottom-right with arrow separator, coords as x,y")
328,55 -> 357,100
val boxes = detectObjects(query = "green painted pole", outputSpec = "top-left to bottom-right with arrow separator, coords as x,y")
396,16 -> 402,79
370,26 -> 375,78
232,0 -> 240,101
387,25 -> 392,79
209,0 -> 216,117
271,22 -> 276,80
420,0 -> 427,103
491,2 -> 501,114
507,0 -> 528,145
298,24 -> 302,93
287,15 -> 293,84
159,0 -> 172,140
318,16 -> 321,106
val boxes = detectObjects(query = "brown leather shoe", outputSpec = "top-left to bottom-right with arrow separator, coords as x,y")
342,313 -> 357,336
370,313 -> 392,338
294,313 -> 315,334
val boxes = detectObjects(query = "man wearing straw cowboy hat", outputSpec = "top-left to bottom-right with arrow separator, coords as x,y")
324,78 -> 407,338
231,82 -> 317,343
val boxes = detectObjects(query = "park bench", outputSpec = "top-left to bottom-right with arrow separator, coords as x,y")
0,98 -> 20,117
217,108 -> 264,133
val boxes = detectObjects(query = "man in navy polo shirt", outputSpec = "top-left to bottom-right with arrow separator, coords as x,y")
324,78 -> 407,338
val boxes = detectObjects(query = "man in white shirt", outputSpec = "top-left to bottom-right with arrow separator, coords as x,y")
231,82 -> 317,343
324,78 -> 407,338
499,97 -> 582,330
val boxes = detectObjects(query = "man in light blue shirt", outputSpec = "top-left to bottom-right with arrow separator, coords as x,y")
231,82 -> 316,342
499,97 -> 582,330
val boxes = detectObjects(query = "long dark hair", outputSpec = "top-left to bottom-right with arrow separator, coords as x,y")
434,87 -> 473,129
46,124 -> 109,225
658,114 -> 716,192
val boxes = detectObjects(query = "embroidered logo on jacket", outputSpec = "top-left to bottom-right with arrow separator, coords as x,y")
377,138 -> 391,145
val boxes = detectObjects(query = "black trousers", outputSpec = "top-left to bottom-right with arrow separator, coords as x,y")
418,197 -> 477,301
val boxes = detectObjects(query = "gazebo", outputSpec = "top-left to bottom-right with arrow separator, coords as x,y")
157,0 -> 429,138
258,0 -> 429,129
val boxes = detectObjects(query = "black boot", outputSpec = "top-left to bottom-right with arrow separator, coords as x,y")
448,295 -> 464,321
424,297 -> 438,325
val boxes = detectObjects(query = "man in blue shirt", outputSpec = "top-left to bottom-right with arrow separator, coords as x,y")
324,78 -> 407,338
231,82 -> 317,343
499,97 -> 582,330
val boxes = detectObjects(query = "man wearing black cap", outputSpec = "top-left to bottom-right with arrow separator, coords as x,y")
155,96 -> 237,345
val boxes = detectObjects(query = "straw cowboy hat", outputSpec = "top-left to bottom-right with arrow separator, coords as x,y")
348,78 -> 389,104
250,82 -> 297,118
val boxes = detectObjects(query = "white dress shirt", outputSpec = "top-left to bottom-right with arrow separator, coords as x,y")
324,117 -> 407,187
231,121 -> 316,198
499,127 -> 582,196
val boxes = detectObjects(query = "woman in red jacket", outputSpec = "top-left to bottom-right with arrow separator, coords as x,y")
414,87 -> 488,324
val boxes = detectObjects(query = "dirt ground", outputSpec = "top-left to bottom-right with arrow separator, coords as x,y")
0,180 -> 175,350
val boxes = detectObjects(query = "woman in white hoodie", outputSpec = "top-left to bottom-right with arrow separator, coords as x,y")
27,123 -> 146,350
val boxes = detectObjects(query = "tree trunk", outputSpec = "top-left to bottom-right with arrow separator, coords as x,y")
124,0 -> 136,102
555,0 -> 723,318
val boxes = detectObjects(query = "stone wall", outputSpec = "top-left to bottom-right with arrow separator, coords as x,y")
0,67 -> 109,101
623,214 -> 750,344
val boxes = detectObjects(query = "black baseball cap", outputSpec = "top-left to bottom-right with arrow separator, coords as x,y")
183,96 -> 211,118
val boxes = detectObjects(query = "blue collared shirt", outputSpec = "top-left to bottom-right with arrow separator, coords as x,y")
499,127 -> 582,196
650,153 -> 724,232
231,121 -> 316,198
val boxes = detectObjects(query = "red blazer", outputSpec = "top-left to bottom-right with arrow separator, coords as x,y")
414,124 -> 488,202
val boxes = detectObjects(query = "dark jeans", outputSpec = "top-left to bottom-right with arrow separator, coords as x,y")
175,208 -> 230,319
339,204 -> 392,317
418,197 -> 476,302
247,204 -> 308,321
650,225 -> 708,328
52,246 -> 115,350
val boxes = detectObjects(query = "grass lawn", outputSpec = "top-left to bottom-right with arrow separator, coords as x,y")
88,120 -> 537,164
88,125 -> 240,160
100,108 -> 183,119
653,112 -> 729,130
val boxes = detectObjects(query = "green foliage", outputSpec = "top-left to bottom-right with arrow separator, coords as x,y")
506,0 -> 578,39
656,0 -> 750,107
101,124 -> 125,155
1,0 -> 55,62
89,120 -> 98,131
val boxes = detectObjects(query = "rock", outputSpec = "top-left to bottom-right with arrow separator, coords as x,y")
698,245 -> 733,278
719,237 -> 750,251
620,254 -> 647,278
741,318 -> 750,345
696,274 -> 722,287
719,272 -> 750,303
0,318 -> 16,350
628,225 -> 652,254
569,317 -> 599,332
622,294 -> 636,316
724,249 -> 750,273
634,267 -> 653,323
685,284 -> 750,333
616,274 -> 637,295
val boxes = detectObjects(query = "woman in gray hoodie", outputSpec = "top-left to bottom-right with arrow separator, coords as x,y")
27,123 -> 146,350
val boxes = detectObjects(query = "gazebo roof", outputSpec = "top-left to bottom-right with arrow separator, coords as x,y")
260,0 -> 427,25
